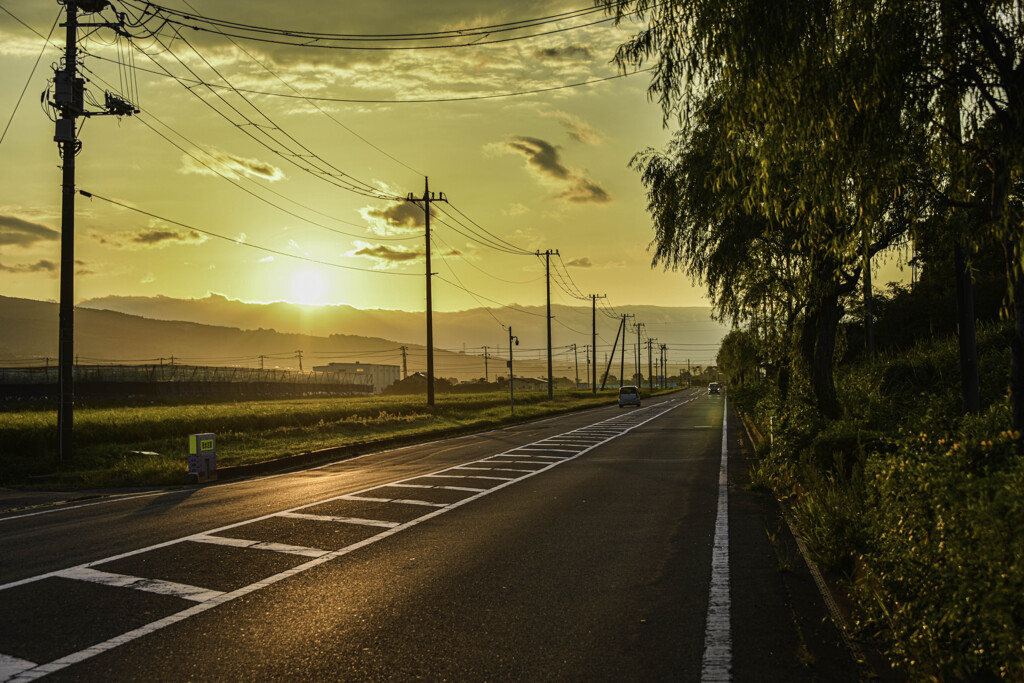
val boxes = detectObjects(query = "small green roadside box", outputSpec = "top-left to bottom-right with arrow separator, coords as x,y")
188,433 -> 216,483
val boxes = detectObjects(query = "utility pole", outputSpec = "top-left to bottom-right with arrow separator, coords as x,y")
585,345 -> 590,390
601,315 -> 625,390
400,346 -> 408,379
635,322 -> 644,386
51,0 -> 135,464
647,338 -> 654,392
406,176 -> 446,408
539,249 -> 557,400
259,354 -> 265,370
589,294 -> 606,394
295,350 -> 303,372
688,358 -> 691,387
482,345 -> 488,382
571,343 -> 579,390
660,344 -> 667,389
619,314 -> 634,388
508,327 -> 519,414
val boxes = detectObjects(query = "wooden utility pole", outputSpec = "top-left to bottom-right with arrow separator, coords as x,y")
538,249 -> 557,400
406,177 -> 446,407
589,294 -> 605,393
50,1 -> 135,463
482,345 -> 488,382
400,346 -> 408,379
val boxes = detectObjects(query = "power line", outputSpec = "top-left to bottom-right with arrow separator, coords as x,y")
176,0 -> 423,178
0,8 -> 60,148
78,190 -> 422,276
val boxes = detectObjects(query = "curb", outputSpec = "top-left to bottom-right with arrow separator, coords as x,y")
737,411 -> 877,680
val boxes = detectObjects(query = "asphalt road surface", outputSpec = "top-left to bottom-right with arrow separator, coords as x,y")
0,389 -> 860,681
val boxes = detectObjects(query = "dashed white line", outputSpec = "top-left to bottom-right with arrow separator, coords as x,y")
57,567 -> 224,603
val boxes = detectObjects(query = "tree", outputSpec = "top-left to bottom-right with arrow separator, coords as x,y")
717,329 -> 760,385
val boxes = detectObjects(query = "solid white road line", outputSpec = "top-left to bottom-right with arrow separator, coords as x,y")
277,512 -> 400,529
0,655 -> 34,680
57,567 -> 224,603
700,397 -> 732,682
190,535 -> 330,558
338,495 -> 447,508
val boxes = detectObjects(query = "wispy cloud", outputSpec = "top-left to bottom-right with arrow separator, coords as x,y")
0,259 -> 57,274
541,110 -> 604,145
90,226 -> 207,249
565,256 -> 593,267
180,148 -> 285,182
490,136 -> 611,204
348,241 -> 459,268
361,201 -> 433,234
532,45 -> 594,62
0,214 -> 60,247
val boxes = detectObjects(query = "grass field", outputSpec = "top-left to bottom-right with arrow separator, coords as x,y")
0,389 -> 648,489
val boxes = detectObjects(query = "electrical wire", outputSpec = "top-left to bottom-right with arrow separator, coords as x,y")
78,189 -> 423,276
0,7 -> 61,148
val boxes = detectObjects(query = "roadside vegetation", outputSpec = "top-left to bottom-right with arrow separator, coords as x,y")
602,0 -> 1022,677
0,389 -> 667,489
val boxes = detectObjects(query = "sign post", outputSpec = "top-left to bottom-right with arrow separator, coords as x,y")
188,433 -> 217,483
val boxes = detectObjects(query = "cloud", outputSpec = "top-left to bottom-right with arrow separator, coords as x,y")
0,259 -> 58,274
91,227 -> 207,249
491,136 -> 611,204
0,214 -> 60,247
348,242 -> 425,266
565,256 -> 593,268
180,149 -> 285,182
348,242 -> 459,267
361,201 -> 433,234
533,45 -> 594,61
541,110 -> 605,145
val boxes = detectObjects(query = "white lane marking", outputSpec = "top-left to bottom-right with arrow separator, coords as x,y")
700,397 -> 732,682
423,474 -> 516,482
190,535 -> 330,558
454,466 -> 529,474
277,512 -> 400,529
2,400 -> 685,682
390,484 -> 488,493
0,655 -> 34,680
56,567 -> 224,603
337,495 -> 446,508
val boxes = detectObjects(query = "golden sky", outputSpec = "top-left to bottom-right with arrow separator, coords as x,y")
0,0 -> 716,316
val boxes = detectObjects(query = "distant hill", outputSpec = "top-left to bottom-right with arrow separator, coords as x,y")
1,295 -> 726,381
78,293 -> 727,353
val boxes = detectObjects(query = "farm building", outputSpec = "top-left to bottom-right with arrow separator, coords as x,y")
312,362 -> 401,394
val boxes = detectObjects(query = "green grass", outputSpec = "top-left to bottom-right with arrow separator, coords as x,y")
0,389 -> 659,489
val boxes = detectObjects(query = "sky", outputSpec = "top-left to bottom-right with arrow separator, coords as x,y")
0,0 -> 726,319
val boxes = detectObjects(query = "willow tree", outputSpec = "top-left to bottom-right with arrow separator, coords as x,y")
613,0 -> 923,418
603,0 -> 1023,428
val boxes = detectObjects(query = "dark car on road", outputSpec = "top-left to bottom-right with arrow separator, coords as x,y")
708,382 -> 722,394
618,385 -> 641,407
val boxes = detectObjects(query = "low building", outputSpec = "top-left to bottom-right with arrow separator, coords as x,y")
511,377 -> 548,392
312,362 -> 401,394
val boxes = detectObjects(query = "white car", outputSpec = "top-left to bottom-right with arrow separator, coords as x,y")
618,385 -> 641,407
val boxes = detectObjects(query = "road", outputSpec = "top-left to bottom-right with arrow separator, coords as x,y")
0,389 -> 859,681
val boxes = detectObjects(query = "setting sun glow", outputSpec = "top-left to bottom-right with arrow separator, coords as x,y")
290,270 -> 327,305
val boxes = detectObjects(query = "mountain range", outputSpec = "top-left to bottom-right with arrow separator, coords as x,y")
0,294 -> 726,381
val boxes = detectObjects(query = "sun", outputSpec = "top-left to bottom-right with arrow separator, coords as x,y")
290,270 -> 327,305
